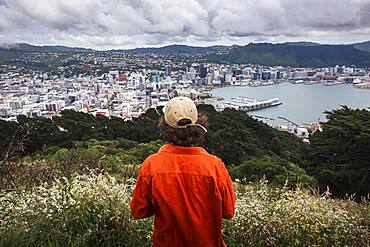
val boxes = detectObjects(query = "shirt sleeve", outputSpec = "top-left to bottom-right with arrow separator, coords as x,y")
130,171 -> 154,219
221,165 -> 236,220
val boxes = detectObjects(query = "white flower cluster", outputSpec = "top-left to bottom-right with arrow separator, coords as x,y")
223,182 -> 369,246
0,174 -> 368,246
0,172 -> 153,246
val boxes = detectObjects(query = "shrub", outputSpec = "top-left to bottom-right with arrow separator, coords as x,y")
0,173 -> 368,247
229,155 -> 318,188
0,172 -> 153,247
223,182 -> 369,246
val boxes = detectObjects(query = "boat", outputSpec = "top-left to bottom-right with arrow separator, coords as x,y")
353,82 -> 370,89
323,80 -> 345,86
222,97 -> 282,111
304,81 -> 320,85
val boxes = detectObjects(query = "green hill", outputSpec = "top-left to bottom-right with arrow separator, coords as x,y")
1,105 -> 369,198
207,43 -> 370,67
0,105 -> 369,246
3,42 -> 370,67
352,41 -> 370,52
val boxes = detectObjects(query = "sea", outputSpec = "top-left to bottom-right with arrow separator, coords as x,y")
209,83 -> 370,125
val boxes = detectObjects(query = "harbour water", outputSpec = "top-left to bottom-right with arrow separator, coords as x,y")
210,83 -> 370,125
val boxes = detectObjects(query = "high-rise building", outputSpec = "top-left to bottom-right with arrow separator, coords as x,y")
224,73 -> 232,84
150,75 -> 160,83
262,71 -> 271,81
200,66 -> 207,79
165,66 -> 172,76
286,66 -> 292,78
252,72 -> 260,81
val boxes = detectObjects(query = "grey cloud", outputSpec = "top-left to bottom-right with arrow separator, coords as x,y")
0,0 -> 369,48
358,3 -> 370,26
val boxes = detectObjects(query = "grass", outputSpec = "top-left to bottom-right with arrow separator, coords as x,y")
0,172 -> 368,247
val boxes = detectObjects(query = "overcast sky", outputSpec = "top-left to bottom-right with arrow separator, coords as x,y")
0,0 -> 370,49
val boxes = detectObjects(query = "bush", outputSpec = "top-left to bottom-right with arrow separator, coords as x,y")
229,155 -> 318,188
224,182 -> 369,246
0,172 -> 153,247
1,173 -> 368,247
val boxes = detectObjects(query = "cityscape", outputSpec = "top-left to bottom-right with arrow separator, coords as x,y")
1,0 -> 370,246
1,46 -> 369,140
1,47 -> 370,117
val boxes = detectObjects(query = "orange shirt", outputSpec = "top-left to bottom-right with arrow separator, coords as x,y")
130,144 -> 236,247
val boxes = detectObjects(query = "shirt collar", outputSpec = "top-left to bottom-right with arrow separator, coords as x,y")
158,144 -> 209,155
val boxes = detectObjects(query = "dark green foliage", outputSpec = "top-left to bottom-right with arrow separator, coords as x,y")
0,49 -> 20,63
0,119 -> 18,156
208,43 -> 370,67
17,115 -> 71,154
229,155 -> 318,188
125,44 -> 227,54
0,138 -> 163,189
198,105 -> 309,167
309,106 -> 370,197
350,41 -> 370,52
1,105 -> 368,197
53,110 -> 106,141
1,43 -> 93,53
0,109 -> 161,160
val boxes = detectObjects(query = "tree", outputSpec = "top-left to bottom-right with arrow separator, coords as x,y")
229,155 -> 317,188
309,106 -> 370,197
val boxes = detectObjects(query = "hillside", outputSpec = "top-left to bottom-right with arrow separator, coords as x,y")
2,42 -> 370,67
0,43 -> 227,55
0,105 -> 313,190
0,105 -> 309,165
282,41 -> 321,46
352,41 -> 370,52
207,43 -> 370,67
0,43 -> 93,53
1,105 -> 369,198
121,44 -> 229,54
0,104 -> 369,246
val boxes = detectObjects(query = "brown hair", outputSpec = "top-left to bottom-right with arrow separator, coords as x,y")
158,114 -> 208,147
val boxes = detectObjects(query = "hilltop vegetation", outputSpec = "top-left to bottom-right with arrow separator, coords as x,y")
0,105 -> 369,246
309,106 -> 370,197
0,105 -> 315,190
0,173 -> 368,247
1,105 -> 369,198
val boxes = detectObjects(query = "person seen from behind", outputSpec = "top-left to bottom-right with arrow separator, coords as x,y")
130,96 -> 236,247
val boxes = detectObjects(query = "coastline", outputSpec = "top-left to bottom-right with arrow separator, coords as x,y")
207,82 -> 370,125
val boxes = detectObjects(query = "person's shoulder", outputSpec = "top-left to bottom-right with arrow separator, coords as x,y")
205,153 -> 225,167
205,154 -> 230,180
139,153 -> 160,175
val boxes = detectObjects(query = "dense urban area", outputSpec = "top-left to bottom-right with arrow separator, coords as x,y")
1,45 -> 370,122
1,0 -> 370,244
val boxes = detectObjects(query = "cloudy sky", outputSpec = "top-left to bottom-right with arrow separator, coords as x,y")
0,0 -> 370,49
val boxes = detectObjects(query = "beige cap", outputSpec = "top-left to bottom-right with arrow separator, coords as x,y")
163,96 -> 207,132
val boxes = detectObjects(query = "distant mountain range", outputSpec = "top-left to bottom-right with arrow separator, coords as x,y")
120,44 -> 230,54
0,43 -> 94,53
1,41 -> 370,67
207,42 -> 370,67
352,41 -> 370,52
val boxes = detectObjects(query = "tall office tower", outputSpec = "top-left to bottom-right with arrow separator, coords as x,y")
286,66 -> 292,78
165,66 -> 172,76
200,66 -> 207,79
